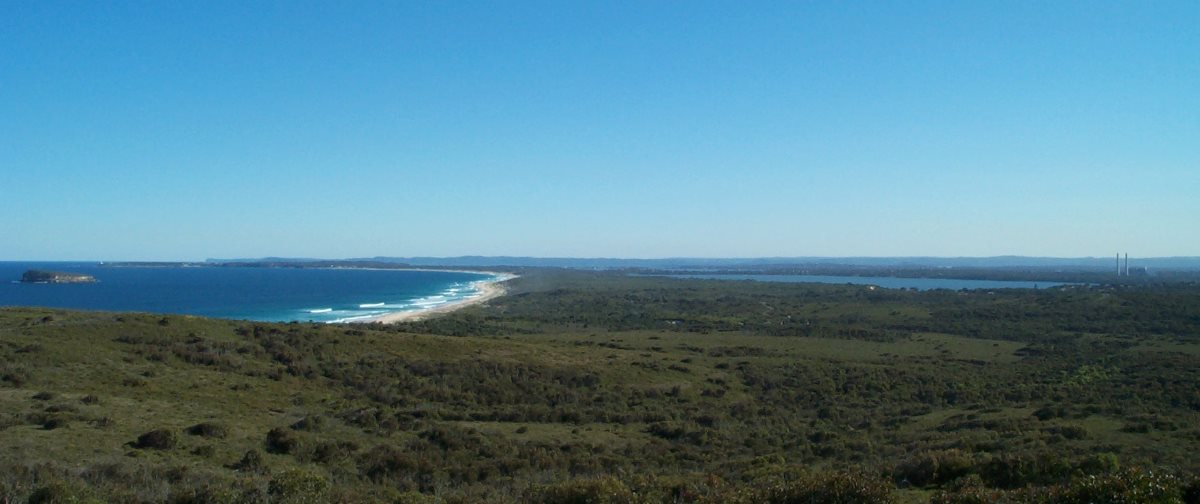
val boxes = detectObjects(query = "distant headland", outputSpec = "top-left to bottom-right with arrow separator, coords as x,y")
96,255 -> 1200,284
20,269 -> 97,284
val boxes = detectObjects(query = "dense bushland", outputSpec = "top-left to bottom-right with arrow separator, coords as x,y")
1,270 -> 1198,502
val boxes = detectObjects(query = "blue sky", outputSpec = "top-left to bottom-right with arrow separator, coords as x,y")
2,1 -> 1196,260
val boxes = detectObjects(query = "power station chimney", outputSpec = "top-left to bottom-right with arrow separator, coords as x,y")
1117,253 -> 1121,276
1125,253 -> 1129,276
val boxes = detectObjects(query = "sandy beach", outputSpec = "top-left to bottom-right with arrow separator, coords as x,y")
359,273 -> 515,323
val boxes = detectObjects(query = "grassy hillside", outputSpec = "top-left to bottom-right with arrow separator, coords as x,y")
1,271 -> 1198,503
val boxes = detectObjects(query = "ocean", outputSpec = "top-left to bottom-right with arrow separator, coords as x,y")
0,262 -> 497,323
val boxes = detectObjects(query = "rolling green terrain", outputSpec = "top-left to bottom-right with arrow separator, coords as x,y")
1,271 -> 1199,503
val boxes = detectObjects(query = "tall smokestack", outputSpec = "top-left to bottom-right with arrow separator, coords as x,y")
1125,253 -> 1129,276
1117,253 -> 1121,276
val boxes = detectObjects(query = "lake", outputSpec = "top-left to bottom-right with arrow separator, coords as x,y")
650,273 -> 1075,290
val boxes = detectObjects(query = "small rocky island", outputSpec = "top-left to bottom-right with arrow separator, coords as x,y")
20,269 -> 97,284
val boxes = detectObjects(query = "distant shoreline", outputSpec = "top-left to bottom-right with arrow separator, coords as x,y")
99,261 -> 508,275
355,273 -> 516,324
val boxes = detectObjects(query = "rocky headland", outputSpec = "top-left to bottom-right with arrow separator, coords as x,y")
20,270 -> 97,284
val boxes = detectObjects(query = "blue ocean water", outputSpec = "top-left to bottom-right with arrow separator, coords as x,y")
652,273 -> 1075,290
0,262 -> 496,323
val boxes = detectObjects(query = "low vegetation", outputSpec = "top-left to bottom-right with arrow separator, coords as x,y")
1,270 -> 1198,502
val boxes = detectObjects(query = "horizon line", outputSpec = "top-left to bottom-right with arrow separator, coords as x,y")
5,254 -> 1200,262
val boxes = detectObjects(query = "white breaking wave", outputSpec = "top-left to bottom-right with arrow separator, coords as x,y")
308,308 -> 333,314
317,276 -> 506,324
329,314 -> 378,323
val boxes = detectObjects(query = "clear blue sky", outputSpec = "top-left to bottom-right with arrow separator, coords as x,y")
2,1 -> 1196,260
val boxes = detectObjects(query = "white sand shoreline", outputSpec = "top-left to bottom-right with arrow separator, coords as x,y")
353,272 -> 517,324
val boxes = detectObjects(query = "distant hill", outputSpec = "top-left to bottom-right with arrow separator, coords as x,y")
207,255 -> 1200,271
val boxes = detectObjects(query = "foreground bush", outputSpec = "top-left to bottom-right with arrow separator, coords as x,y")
525,469 -> 897,504
750,471 -> 895,504
525,476 -> 638,504
268,468 -> 330,504
933,467 -> 1184,504
1058,468 -> 1181,504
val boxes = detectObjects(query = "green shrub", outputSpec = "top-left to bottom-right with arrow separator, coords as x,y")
0,367 -> 29,387
41,417 -> 69,430
122,377 -> 147,388
1058,468 -> 1181,504
266,427 -> 300,454
186,422 -> 229,439
305,440 -> 358,465
88,416 -> 114,429
935,467 -> 1184,504
290,415 -> 326,432
169,483 -> 240,504
133,429 -> 178,450
230,450 -> 266,474
268,468 -> 330,504
1078,453 -> 1121,475
752,471 -> 895,504
526,476 -> 638,504
359,444 -> 417,484
0,414 -> 20,431
1183,478 -> 1200,504
930,486 -> 1017,504
191,445 -> 217,458
26,480 -> 100,504
894,449 -> 974,487
980,453 -> 1074,488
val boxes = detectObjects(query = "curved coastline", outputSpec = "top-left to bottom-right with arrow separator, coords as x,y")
355,272 -> 516,324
